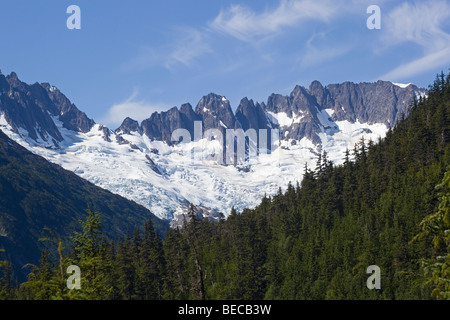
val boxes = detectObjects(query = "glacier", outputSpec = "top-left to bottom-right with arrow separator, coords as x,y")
0,109 -> 388,226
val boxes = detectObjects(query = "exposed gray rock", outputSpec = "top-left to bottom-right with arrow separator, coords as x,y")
133,80 -> 424,152
179,103 -> 201,138
235,97 -> 270,132
145,154 -> 161,175
41,82 -> 95,133
0,73 -> 63,144
115,134 -> 130,145
141,106 -> 191,144
98,125 -> 111,142
323,80 -> 422,126
0,70 -> 425,155
116,117 -> 142,135
195,93 -> 237,131
0,72 -> 96,148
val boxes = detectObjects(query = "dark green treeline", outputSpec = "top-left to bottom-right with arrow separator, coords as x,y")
1,72 -> 449,300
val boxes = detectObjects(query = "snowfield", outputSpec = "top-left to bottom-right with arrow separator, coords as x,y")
0,111 -> 388,225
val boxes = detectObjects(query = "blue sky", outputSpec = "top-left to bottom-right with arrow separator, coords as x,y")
1,0 -> 449,129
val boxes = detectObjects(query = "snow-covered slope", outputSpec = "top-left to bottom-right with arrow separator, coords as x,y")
0,111 -> 388,225
0,71 -> 426,226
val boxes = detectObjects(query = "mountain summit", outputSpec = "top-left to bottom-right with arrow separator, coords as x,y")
0,71 -> 426,224
111,79 -> 424,148
0,72 -> 94,148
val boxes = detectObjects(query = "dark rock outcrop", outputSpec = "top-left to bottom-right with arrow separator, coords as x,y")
0,72 -> 95,147
0,70 -> 425,152
195,93 -> 237,131
116,117 -> 142,135
41,82 -> 95,133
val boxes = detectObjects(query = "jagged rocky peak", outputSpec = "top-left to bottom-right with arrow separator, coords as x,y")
195,93 -> 229,113
5,72 -> 21,87
116,117 -> 142,135
41,82 -> 95,133
0,72 -> 10,92
266,93 -> 291,116
309,80 -> 324,92
324,80 -> 423,126
235,97 -> 270,131
309,80 -> 331,108
195,93 -> 237,130
0,72 -> 63,144
266,84 -> 318,120
179,103 -> 197,119
0,71 -> 97,147
141,106 -> 194,143
1,70 -> 427,152
290,84 -> 320,115
113,79 -> 424,148
179,103 -> 201,137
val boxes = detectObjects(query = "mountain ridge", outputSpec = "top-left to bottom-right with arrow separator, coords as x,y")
0,71 -> 427,223
114,80 -> 425,149
0,70 -> 425,150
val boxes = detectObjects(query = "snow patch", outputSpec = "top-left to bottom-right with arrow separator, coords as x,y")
317,119 -> 388,165
0,112 -> 8,127
316,107 -> 336,128
267,111 -> 304,127
324,108 -> 335,117
415,90 -> 428,101
393,82 -> 412,89
0,225 -> 7,237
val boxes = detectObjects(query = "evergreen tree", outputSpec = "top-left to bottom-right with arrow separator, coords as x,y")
185,204 -> 206,300
68,208 -> 109,299
9,70 -> 450,301
413,167 -> 450,299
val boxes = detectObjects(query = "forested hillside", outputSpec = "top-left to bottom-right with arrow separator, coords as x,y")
0,128 -> 168,285
1,72 -> 448,300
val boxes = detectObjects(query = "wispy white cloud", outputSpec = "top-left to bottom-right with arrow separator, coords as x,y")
380,0 -> 450,81
120,46 -> 161,72
300,32 -> 352,67
164,27 -> 212,69
380,47 -> 450,81
123,0 -> 351,75
122,28 -> 211,72
209,0 -> 340,42
100,89 -> 168,129
382,0 -> 450,50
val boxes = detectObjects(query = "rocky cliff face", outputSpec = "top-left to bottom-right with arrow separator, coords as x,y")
119,80 -> 424,149
324,80 -> 420,126
235,97 -> 270,132
195,93 -> 237,132
0,72 -> 63,144
116,117 -> 142,135
0,70 -> 425,153
41,82 -> 95,133
0,70 -> 428,224
0,71 -> 94,147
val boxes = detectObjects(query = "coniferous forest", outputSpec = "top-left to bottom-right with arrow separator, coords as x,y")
0,72 -> 449,300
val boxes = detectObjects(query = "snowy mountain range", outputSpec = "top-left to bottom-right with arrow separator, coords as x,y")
0,70 -> 426,226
